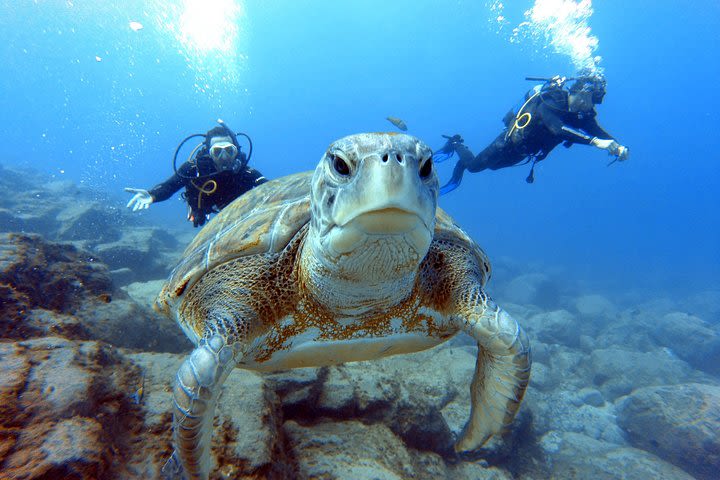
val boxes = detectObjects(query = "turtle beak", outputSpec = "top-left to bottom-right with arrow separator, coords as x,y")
322,149 -> 437,257
335,150 -> 437,233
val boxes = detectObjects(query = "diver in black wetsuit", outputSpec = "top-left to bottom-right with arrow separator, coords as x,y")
435,73 -> 629,194
125,120 -> 267,227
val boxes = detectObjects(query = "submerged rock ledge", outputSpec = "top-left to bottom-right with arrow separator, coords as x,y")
0,165 -> 718,479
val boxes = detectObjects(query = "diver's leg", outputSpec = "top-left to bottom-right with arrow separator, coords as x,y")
487,151 -> 527,171
433,148 -> 455,163
440,139 -> 496,194
440,161 -> 466,195
162,330 -> 238,480
470,134 -> 510,172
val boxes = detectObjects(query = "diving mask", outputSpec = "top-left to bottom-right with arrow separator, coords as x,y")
209,141 -> 238,169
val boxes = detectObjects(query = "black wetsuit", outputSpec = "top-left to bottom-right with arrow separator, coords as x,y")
442,86 -> 615,191
149,153 -> 267,227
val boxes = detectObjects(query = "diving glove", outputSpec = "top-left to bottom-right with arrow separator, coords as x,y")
590,138 -> 614,149
591,138 -> 629,161
125,187 -> 154,211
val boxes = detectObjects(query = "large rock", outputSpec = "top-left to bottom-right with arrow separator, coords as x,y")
524,309 -> 582,347
0,164 -> 181,286
127,351 -> 290,478
0,165 -> 62,236
93,227 -> 179,282
0,338 -> 152,479
285,420 -> 510,480
525,345 -> 584,392
269,344 -> 527,459
499,272 -> 560,308
55,202 -> 123,243
616,383 -> 720,480
650,312 -> 720,374
0,233 -> 112,321
574,294 -> 617,322
122,279 -> 167,309
590,308 -> 661,352
683,289 -> 720,324
0,232 -> 190,353
525,389 -> 625,444
537,431 -> 694,479
581,347 -> 699,399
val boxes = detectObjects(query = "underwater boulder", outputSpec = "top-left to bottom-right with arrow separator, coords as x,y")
500,272 -> 560,308
582,347 -> 700,400
127,351 -> 287,479
616,383 -> 720,480
650,312 -> 720,375
284,419 -> 511,480
0,338 -> 147,479
537,431 -> 694,480
574,294 -> 617,323
93,226 -> 179,283
0,233 -> 112,320
524,309 -> 582,347
0,232 -> 189,352
55,201 -> 123,243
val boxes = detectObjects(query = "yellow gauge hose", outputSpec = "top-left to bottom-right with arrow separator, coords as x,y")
506,90 -> 541,140
192,179 -> 218,209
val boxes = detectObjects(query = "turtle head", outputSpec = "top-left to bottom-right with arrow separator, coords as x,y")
307,133 -> 438,282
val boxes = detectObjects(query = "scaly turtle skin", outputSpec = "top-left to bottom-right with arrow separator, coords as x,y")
155,133 -> 531,479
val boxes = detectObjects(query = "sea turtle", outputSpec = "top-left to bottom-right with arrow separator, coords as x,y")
155,133 -> 531,479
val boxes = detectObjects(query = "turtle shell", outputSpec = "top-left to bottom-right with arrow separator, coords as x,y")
154,170 -> 491,316
154,171 -> 313,316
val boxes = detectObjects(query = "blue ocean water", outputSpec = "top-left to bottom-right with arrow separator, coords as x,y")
0,0 -> 718,298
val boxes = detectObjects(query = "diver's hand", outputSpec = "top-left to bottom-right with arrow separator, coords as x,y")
124,187 -> 154,211
604,141 -> 630,161
615,145 -> 629,161
591,139 -> 629,161
590,138 -> 614,150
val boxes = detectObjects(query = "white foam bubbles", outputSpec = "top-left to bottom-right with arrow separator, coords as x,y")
506,0 -> 602,74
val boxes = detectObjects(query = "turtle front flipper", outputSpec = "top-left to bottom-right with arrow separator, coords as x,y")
162,332 -> 237,480
452,293 -> 531,452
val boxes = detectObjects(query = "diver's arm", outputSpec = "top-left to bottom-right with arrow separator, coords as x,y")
559,125 -> 595,145
579,116 -> 615,142
559,124 -> 626,157
125,163 -> 191,211
148,163 -> 193,202
243,167 -> 268,188
578,118 -> 628,159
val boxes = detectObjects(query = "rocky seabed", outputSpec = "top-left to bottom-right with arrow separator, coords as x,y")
1,165 -> 718,479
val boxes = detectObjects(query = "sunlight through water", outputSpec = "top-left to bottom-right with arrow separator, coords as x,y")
152,0 -> 247,103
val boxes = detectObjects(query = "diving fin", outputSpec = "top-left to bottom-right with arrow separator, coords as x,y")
433,150 -> 455,163
440,179 -> 460,195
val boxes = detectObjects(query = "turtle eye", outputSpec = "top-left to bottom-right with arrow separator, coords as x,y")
419,157 -> 433,179
332,155 -> 350,176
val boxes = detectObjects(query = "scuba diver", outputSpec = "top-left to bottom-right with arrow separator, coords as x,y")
125,120 -> 267,227
435,72 -> 629,194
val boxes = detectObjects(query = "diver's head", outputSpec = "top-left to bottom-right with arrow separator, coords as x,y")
569,72 -> 607,112
203,124 -> 241,171
208,135 -> 239,171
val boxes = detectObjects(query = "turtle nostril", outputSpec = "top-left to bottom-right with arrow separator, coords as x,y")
395,153 -> 402,163
382,153 -> 389,163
